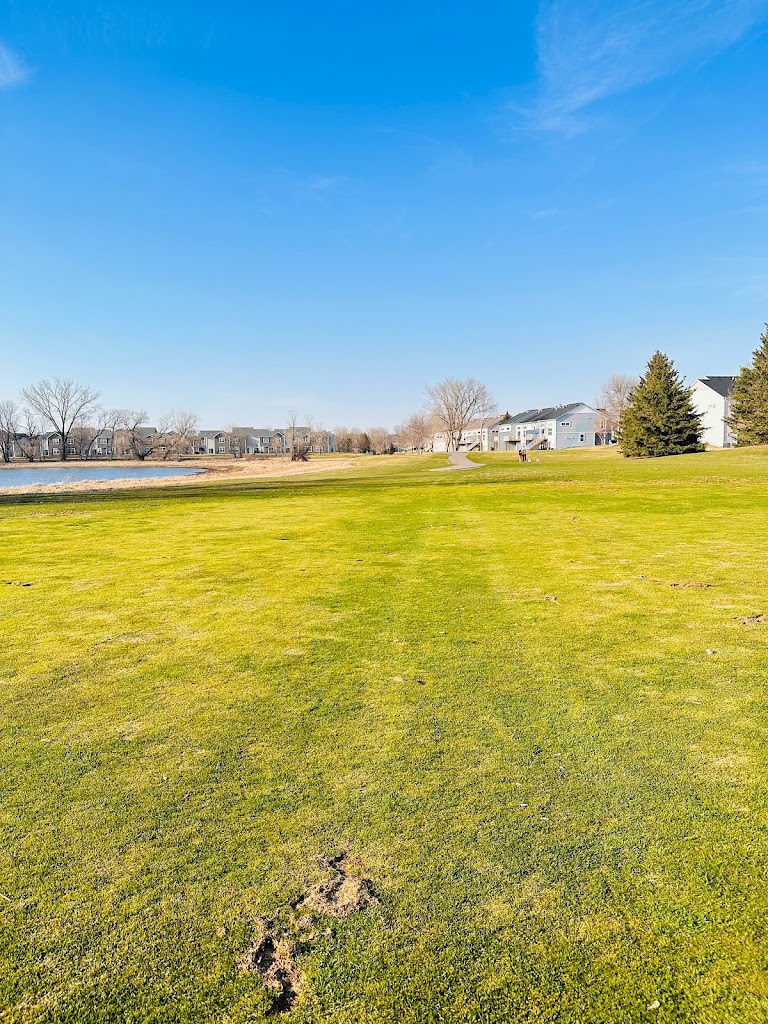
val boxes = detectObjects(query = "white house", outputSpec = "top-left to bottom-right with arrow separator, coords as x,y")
690,376 -> 736,448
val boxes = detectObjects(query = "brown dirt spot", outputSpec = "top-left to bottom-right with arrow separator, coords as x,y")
296,850 -> 377,918
735,614 -> 764,625
236,918 -> 302,1014
544,595 -> 558,602
639,577 -> 712,588
5,581 -> 33,586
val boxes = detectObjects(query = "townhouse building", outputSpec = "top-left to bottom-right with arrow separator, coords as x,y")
433,404 -> 601,452
690,377 -> 737,448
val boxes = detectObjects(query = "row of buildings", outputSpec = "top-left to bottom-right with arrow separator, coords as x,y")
7,425 -> 338,461
433,403 -> 607,453
5,378 -> 736,461
193,427 -> 338,456
432,378 -> 737,453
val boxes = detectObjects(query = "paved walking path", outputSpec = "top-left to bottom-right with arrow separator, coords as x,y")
430,451 -> 483,472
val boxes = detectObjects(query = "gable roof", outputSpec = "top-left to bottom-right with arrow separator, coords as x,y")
495,409 -> 541,426
463,417 -> 504,431
508,403 -> 590,424
697,376 -> 736,398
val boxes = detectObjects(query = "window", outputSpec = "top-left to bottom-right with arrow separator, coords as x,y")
547,428 -> 553,436
561,421 -> 570,426
580,434 -> 585,442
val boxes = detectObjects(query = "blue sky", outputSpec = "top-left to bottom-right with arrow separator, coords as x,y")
2,1 -> 767,427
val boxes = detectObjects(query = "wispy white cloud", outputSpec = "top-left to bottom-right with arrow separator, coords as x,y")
528,207 -> 561,220
0,41 -> 30,89
519,0 -> 768,133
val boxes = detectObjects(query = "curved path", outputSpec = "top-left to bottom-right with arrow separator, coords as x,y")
430,451 -> 484,472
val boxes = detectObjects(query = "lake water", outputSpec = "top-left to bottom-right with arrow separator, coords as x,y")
0,465 -> 205,489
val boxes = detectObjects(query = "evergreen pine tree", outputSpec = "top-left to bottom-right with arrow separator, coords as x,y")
619,351 -> 704,458
726,325 -> 768,445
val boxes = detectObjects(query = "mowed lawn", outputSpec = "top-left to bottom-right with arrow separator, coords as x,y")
2,447 -> 768,1024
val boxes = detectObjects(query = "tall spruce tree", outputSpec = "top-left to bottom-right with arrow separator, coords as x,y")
619,351 -> 704,457
727,325 -> 768,445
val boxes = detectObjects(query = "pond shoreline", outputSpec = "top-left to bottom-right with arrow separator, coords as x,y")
0,457 -> 352,496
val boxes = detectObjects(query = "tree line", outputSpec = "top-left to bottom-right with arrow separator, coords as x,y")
0,379 -> 334,463
3,327 -> 766,464
0,378 -> 200,462
334,414 -> 435,455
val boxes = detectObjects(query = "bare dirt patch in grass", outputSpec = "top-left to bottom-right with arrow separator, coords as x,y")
735,614 -> 764,625
296,850 -> 378,918
236,919 -> 303,1014
639,576 -> 713,588
237,849 -> 377,1013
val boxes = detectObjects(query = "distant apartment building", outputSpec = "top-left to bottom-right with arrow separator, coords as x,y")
690,376 -> 737,448
282,427 -> 338,454
243,429 -> 288,455
432,404 -> 601,452
193,430 -> 230,455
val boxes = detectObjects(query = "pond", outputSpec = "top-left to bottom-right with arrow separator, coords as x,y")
0,465 -> 206,489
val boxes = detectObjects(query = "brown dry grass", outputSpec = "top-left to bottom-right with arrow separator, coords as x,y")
0,456 -> 352,496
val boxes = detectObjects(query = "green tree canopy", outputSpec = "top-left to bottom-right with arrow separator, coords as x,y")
619,351 -> 703,458
727,325 -> 768,446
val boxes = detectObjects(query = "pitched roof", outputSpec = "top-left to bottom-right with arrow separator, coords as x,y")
463,417 -> 504,430
498,404 -> 588,426
698,376 -> 736,398
504,408 -> 543,425
198,430 -> 226,439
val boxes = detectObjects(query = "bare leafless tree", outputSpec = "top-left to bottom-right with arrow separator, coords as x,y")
424,377 -> 496,452
269,432 -> 287,456
597,373 -> 638,441
286,411 -> 320,461
115,410 -> 158,460
101,408 -> 125,459
70,408 -> 111,460
157,409 -> 198,460
0,399 -> 19,463
394,412 -> 434,452
20,378 -> 101,461
224,425 -> 246,458
14,410 -> 42,462
367,426 -> 394,454
333,426 -> 357,453
412,412 -> 435,451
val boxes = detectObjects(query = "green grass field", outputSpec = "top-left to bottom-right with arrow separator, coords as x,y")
2,447 -> 768,1024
